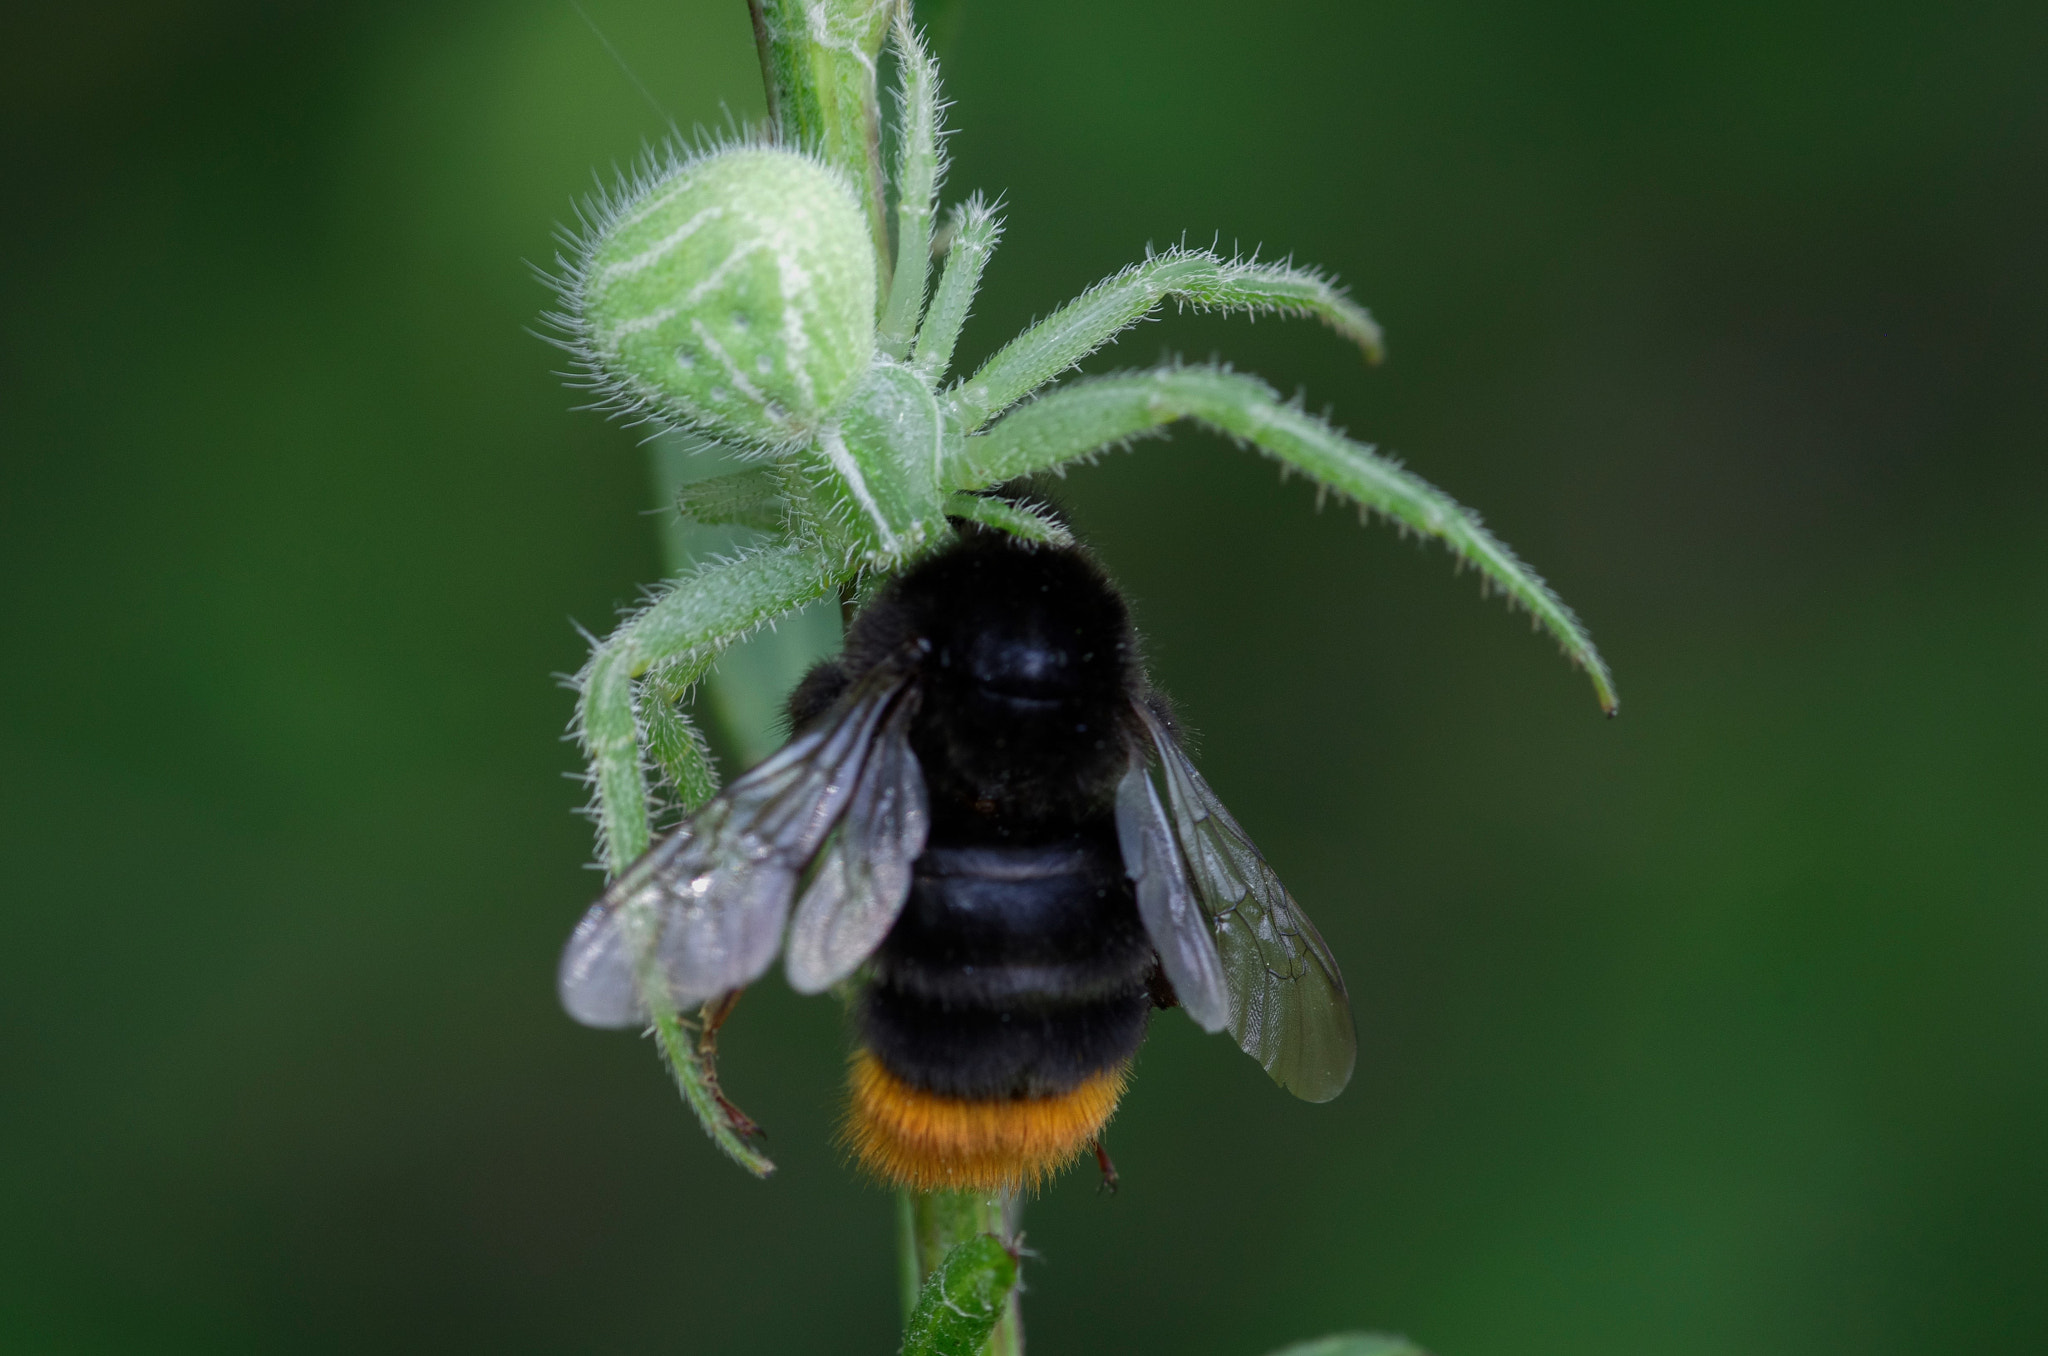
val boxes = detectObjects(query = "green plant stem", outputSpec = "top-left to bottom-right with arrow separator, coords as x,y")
749,0 -> 897,297
902,1190 -> 1023,1356
730,8 -> 1032,1351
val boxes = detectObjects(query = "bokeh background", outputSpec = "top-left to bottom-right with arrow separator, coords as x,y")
4,1 -> 2043,1352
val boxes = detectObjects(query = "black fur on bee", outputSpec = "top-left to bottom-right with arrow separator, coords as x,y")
792,529 -> 1166,1101
559,517 -> 1353,1191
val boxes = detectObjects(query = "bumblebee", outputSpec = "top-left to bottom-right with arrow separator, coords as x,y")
559,526 -> 1355,1191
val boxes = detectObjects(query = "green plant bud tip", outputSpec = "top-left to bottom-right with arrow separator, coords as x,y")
582,147 -> 877,448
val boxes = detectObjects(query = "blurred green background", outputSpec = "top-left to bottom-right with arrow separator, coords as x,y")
3,1 -> 2043,1352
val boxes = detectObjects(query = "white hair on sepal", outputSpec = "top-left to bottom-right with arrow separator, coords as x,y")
536,128 -> 875,457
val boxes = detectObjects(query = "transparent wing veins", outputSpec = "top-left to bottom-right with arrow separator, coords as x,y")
1116,753 -> 1231,1032
558,664 -> 913,1027
1134,702 -> 1358,1101
784,691 -> 930,994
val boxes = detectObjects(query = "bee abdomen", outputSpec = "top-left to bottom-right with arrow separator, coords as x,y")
860,983 -> 1150,1099
859,839 -> 1155,1100
843,1049 -> 1129,1194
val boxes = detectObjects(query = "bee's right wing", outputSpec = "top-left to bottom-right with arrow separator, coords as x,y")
1130,701 -> 1358,1102
557,664 -> 913,1028
1116,751 -> 1233,1033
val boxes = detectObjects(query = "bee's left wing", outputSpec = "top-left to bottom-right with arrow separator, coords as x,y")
558,664 -> 913,1028
1132,702 -> 1358,1102
783,690 -> 929,994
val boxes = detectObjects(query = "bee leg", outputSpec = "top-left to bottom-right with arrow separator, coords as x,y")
698,987 -> 745,1049
708,1087 -> 761,1141
696,990 -> 764,1140
1091,1137 -> 1120,1195
1144,961 -> 1181,1012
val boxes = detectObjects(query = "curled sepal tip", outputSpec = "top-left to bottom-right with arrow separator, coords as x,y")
576,146 -> 877,449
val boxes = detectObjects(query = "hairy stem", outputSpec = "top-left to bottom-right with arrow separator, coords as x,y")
640,657 -> 720,812
948,248 -> 1383,431
749,0 -> 897,297
878,11 -> 943,359
911,196 -> 1002,387
651,1006 -> 775,1176
579,543 -> 841,872
579,534 -> 837,1174
943,490 -> 1074,546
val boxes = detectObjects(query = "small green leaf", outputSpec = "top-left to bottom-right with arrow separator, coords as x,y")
899,1234 -> 1018,1356
1258,1334 -> 1431,1356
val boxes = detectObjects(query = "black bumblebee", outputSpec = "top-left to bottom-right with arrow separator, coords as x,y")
559,526 -> 1355,1190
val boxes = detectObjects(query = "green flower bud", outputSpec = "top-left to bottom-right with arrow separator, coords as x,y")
579,146 -> 877,448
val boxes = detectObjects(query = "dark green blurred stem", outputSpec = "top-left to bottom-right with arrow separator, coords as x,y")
748,0 -> 896,296
902,1190 -> 1023,1355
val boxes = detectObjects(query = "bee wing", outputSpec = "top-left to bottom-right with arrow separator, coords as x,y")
1134,703 -> 1358,1102
1116,753 -> 1232,1033
783,691 -> 929,994
557,665 -> 913,1028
